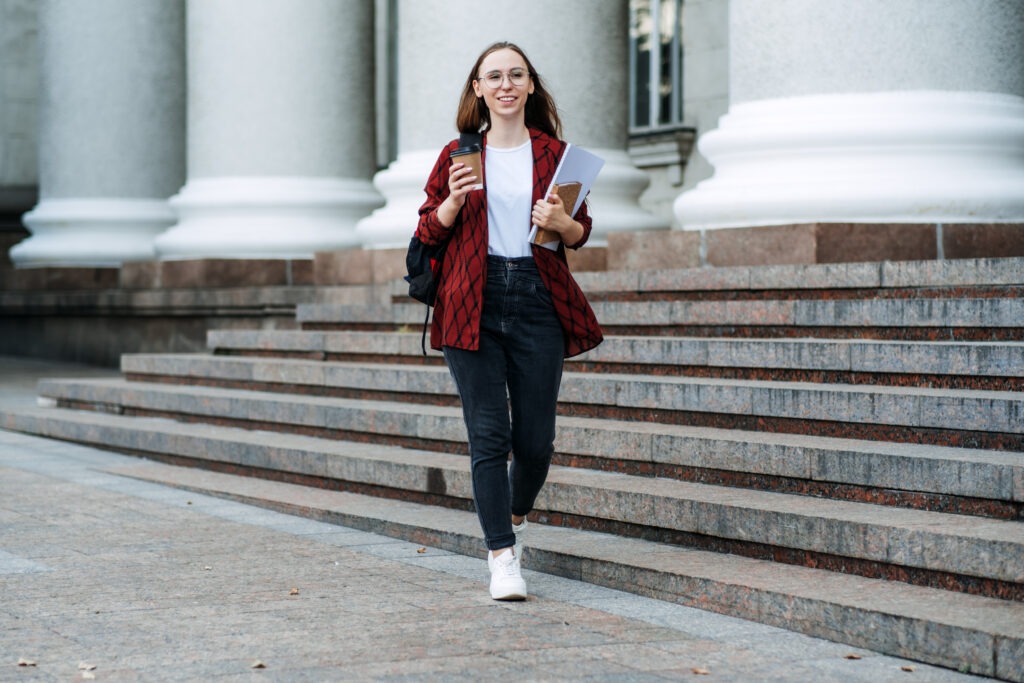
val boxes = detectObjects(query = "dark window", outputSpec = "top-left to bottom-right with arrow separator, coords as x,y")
630,0 -> 683,132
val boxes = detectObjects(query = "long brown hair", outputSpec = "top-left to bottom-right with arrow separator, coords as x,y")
455,42 -> 562,139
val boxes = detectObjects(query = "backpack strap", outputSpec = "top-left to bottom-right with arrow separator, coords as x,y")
421,305 -> 430,357
459,131 -> 483,148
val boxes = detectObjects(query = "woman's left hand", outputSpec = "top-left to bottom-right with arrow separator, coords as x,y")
531,192 -> 571,233
532,190 -> 584,244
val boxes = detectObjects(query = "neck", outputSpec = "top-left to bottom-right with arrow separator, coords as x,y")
486,120 -> 530,148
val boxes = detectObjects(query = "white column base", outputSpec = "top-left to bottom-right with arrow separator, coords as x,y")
355,150 -> 437,249
156,177 -> 383,259
356,148 -> 666,249
11,199 -> 175,267
675,91 -> 1024,230
586,149 -> 668,244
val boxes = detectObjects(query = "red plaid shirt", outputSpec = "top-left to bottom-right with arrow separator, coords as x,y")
415,129 -> 604,358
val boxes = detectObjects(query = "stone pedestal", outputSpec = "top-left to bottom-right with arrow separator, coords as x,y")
675,0 -> 1024,231
154,0 -> 382,259
11,0 -> 185,267
356,0 -> 664,249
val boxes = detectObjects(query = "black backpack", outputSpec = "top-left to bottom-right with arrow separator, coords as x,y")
405,132 -> 482,354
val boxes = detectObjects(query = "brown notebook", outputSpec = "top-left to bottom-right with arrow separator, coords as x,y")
532,182 -> 582,245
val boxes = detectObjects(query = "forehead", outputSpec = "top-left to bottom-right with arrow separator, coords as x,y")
479,48 -> 527,73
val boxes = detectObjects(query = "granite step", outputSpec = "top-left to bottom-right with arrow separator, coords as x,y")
44,450 -> 1024,681
0,284 -> 322,314
377,257 -> 1024,302
299,297 -> 1024,329
3,405 -> 1022,597
97,359 -> 1024,451
34,374 -> 1024,513
200,332 -> 1024,390
570,257 -> 1024,296
297,298 -> 1024,341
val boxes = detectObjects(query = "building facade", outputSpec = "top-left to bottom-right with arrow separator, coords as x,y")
1,0 -> 1022,271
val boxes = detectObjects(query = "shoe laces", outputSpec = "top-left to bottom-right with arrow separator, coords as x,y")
492,551 -> 520,577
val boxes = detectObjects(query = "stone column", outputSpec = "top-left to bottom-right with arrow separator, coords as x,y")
0,0 -> 40,226
154,0 -> 382,259
675,0 -> 1024,230
11,0 -> 185,267
356,0 -> 665,248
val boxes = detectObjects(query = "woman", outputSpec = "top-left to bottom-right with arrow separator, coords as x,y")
414,41 -> 603,600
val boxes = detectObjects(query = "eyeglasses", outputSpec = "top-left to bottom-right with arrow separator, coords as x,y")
476,68 -> 530,89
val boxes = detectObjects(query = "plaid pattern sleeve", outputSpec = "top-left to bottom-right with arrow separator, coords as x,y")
416,140 -> 489,353
416,143 -> 457,246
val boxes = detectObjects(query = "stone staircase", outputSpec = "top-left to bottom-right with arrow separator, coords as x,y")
3,256 -> 1023,680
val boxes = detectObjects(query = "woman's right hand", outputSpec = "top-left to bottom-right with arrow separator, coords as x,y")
437,162 -> 478,227
447,162 -> 479,205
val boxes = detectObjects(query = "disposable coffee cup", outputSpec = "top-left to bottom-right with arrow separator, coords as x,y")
450,144 -> 483,190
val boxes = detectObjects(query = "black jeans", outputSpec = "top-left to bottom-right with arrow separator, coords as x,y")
444,256 -> 565,551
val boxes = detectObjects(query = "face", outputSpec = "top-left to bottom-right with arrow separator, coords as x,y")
471,48 -> 535,122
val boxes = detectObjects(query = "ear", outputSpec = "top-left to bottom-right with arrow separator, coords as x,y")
472,79 -> 483,98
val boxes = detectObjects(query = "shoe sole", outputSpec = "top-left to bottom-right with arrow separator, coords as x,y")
491,589 -> 527,601
490,577 -> 527,601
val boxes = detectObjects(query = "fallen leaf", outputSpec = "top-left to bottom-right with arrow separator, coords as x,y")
845,654 -> 863,660
289,587 -> 299,596
78,663 -> 97,671
17,658 -> 37,667
692,667 -> 710,675
252,660 -> 266,669
901,665 -> 916,672
203,566 -> 212,571
416,547 -> 427,554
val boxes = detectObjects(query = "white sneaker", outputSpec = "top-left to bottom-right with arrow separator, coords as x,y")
488,550 -> 527,601
512,518 -> 528,562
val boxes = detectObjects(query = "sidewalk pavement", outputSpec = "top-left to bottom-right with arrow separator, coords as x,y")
0,356 -> 985,682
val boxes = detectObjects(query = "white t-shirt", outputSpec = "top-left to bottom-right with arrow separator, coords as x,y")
484,141 -> 533,258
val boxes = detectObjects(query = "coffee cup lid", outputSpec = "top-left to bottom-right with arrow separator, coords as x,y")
452,144 -> 481,155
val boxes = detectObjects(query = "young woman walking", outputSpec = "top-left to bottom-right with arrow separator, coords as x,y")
414,41 -> 603,600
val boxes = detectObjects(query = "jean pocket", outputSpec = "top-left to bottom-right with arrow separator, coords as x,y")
530,281 -> 554,307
